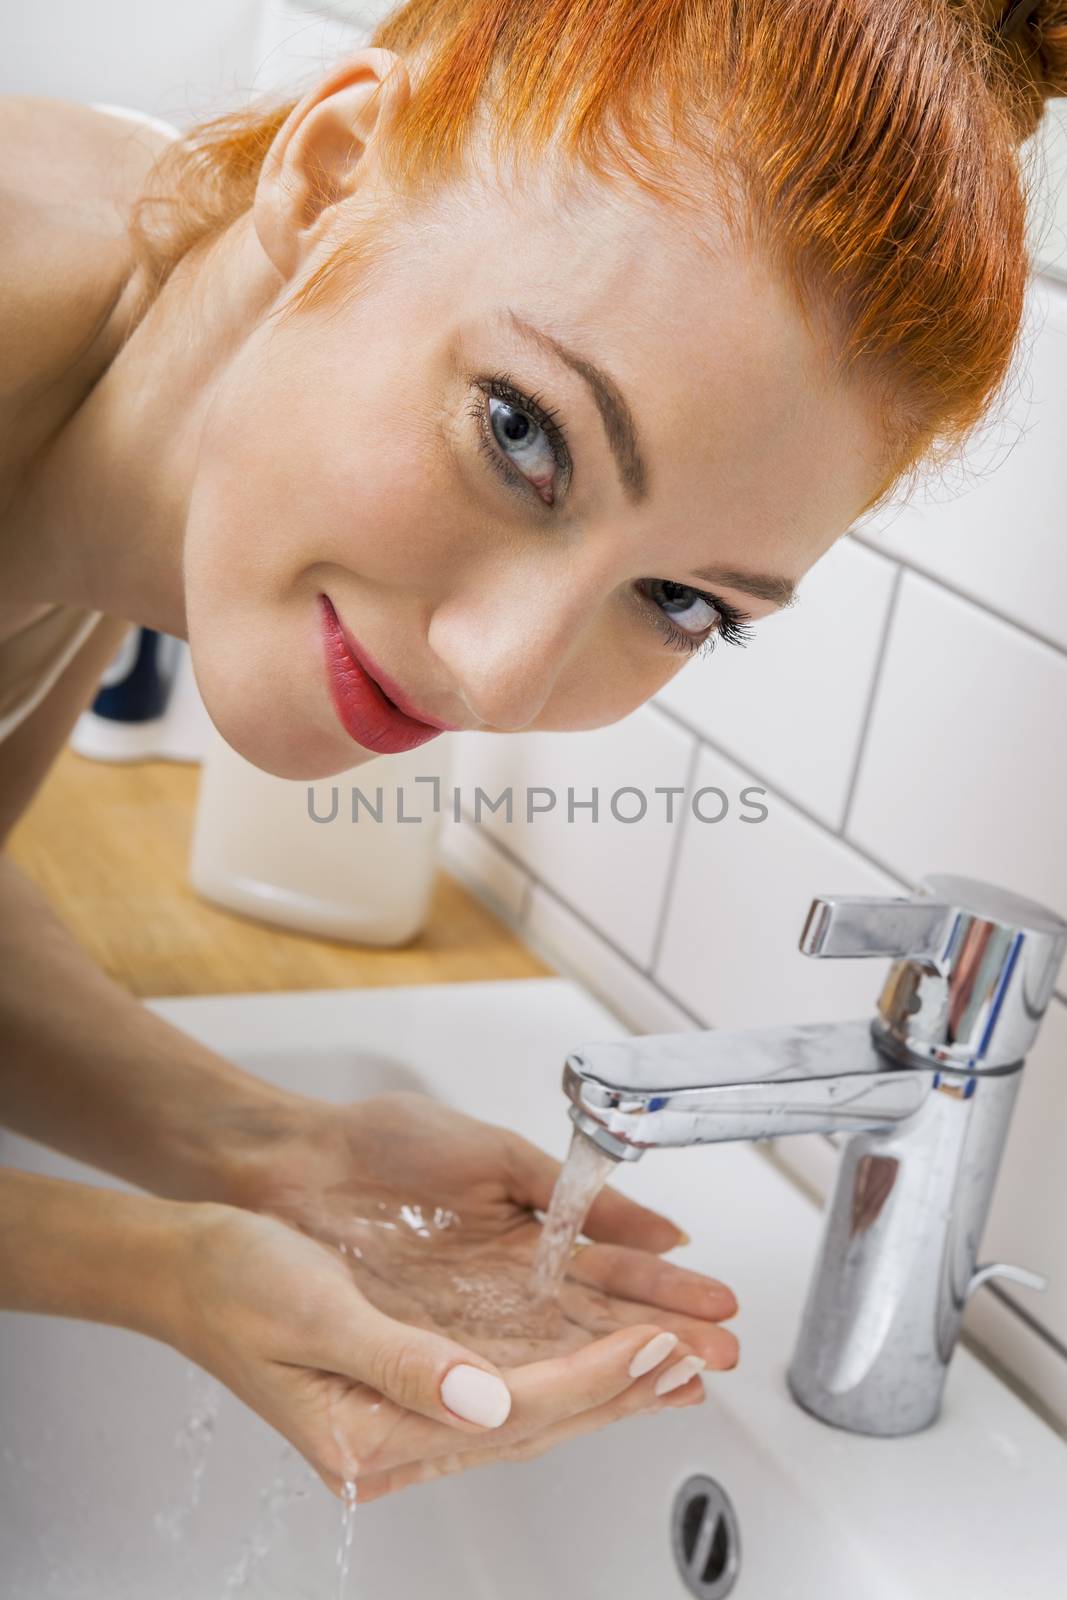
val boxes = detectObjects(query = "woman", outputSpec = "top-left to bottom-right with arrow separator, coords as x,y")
1,0 -> 1062,1505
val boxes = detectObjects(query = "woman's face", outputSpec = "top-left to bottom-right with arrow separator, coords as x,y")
183,153 -> 890,779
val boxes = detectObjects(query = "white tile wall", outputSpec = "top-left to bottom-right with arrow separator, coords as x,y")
653,744 -> 904,1027
0,1 -> 399,121
656,537 -> 899,828
438,809 -> 532,927
447,705 -> 694,969
847,571 -> 1067,928
253,2 -> 391,95
859,279 -> 1067,653
520,883 -> 701,1036
0,1 -> 264,123
450,269 -> 1067,1429
1030,101 -> 1067,284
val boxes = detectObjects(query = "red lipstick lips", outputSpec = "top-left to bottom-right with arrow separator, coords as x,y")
318,595 -> 460,755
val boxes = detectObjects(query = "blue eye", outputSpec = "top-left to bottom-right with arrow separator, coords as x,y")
488,396 -> 560,486
464,370 -> 756,662
640,579 -> 756,657
468,373 -> 571,507
649,580 -> 720,635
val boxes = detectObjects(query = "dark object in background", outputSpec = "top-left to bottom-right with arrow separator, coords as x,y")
91,627 -> 175,723
70,626 -> 209,764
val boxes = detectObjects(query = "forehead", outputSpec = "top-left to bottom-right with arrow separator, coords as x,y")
379,163 -> 892,574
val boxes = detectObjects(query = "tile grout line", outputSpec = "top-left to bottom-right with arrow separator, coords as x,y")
450,724 -> 1067,1010
439,822 -> 533,930
454,812 -> 709,1026
986,1281 -> 1067,1363
837,562 -> 905,839
654,648 -> 1067,1006
848,531 -> 1067,664
649,705 -> 914,891
456,806 -> 672,980
644,736 -> 704,980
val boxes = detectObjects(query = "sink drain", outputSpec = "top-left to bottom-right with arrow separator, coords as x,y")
670,1475 -> 741,1599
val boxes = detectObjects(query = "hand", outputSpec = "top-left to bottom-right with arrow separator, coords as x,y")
226,1093 -> 739,1373
220,1088 -> 739,1497
171,1200 -> 711,1504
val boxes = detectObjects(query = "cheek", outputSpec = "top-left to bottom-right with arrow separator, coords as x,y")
177,336 -> 460,776
186,349 -> 456,606
175,372 -> 355,775
529,615 -> 689,733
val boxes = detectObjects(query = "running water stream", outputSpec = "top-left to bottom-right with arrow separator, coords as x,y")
530,1126 -> 620,1304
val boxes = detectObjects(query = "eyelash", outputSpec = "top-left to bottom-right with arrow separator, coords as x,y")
466,371 -> 571,495
649,597 -> 755,658
465,370 -> 756,658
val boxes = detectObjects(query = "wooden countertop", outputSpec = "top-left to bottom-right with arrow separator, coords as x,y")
8,748 -> 552,998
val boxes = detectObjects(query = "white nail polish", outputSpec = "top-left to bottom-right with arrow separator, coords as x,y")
628,1331 -> 679,1379
654,1355 -> 706,1397
440,1364 -> 512,1428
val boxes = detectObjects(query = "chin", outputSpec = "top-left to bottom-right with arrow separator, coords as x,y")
215,703 -> 383,780
193,660 -> 378,780
187,597 -> 394,779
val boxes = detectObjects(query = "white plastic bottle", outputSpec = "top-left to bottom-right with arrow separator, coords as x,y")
188,722 -> 454,946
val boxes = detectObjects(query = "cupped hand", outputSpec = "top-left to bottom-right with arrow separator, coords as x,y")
226,1092 -> 740,1372
171,1200 -> 710,1504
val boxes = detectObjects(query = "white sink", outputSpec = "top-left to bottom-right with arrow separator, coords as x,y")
2,977 -> 1065,1598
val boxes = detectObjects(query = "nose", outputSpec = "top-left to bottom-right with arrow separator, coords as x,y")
426,574 -> 593,733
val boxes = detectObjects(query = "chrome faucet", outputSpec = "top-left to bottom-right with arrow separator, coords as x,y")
562,875 -> 1067,1436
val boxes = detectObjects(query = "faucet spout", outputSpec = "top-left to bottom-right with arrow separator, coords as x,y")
564,1010 -> 1024,1437
563,1018 -> 939,1158
558,876 -> 1067,1437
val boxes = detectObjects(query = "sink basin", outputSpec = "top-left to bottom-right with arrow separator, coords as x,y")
2,977 -> 1065,1598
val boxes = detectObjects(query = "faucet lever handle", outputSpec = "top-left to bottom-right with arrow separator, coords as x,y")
799,895 -> 952,962
801,876 -> 1067,1070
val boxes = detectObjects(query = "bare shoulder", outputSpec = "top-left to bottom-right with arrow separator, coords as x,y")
0,97 -> 174,417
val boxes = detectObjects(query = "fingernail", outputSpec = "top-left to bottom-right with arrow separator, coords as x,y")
440,1365 -> 512,1428
654,1355 -> 706,1397
628,1331 -> 679,1379
674,1229 -> 691,1247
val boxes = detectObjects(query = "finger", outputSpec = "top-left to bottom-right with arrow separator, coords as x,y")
329,1320 -> 688,1482
499,1321 -> 688,1434
569,1241 -> 739,1321
351,1362 -> 708,1503
559,1287 -> 741,1371
506,1132 -> 687,1252
312,1297 -> 514,1435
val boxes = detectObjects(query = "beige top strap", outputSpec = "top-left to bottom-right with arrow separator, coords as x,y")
0,605 -> 110,744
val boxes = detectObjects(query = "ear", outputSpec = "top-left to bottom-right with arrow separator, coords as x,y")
253,48 -> 411,280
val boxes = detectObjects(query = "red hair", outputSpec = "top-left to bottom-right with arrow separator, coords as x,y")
126,0 -> 1067,512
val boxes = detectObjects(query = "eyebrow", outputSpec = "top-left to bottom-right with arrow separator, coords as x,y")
687,564 -> 799,608
504,307 -> 799,611
505,307 -> 649,506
